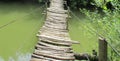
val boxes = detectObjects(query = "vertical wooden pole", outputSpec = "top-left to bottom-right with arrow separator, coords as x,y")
99,37 -> 107,61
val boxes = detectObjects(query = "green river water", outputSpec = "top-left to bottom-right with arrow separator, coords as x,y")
0,3 -> 98,61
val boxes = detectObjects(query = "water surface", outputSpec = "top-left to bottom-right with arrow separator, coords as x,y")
0,2 -> 98,61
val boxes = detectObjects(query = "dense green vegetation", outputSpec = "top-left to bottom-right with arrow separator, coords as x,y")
68,0 -> 120,61
38,0 -> 120,11
79,10 -> 120,61
67,0 -> 120,11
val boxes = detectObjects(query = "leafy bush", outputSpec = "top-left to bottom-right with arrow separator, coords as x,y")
67,0 -> 120,11
80,9 -> 120,61
38,0 -> 120,11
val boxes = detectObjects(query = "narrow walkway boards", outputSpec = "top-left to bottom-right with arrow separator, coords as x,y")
30,0 -> 79,61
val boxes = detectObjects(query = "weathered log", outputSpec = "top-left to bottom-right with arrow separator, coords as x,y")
34,49 -> 74,56
32,54 -> 67,61
50,0 -> 64,9
46,19 -> 66,24
43,24 -> 67,30
74,53 -> 98,61
37,34 -> 68,41
47,13 -> 68,18
45,20 -> 66,26
35,44 -> 73,52
37,41 -> 71,49
32,54 -> 45,59
38,30 -> 69,38
40,39 -> 72,46
33,52 -> 75,60
38,30 -> 68,35
47,16 -> 67,21
37,34 -> 79,44
47,8 -> 68,14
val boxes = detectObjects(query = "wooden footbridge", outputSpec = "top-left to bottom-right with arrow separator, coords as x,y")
30,0 -> 110,61
30,0 -> 79,61
0,0 -> 118,61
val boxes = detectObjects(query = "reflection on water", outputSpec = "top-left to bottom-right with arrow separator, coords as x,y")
0,52 -> 31,61
0,57 -> 4,61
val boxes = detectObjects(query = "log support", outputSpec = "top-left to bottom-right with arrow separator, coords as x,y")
74,53 -> 98,61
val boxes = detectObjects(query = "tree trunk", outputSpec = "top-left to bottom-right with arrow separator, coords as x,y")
30,0 -> 79,61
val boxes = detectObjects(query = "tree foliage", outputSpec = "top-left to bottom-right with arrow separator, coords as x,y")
67,0 -> 120,11
38,0 -> 120,11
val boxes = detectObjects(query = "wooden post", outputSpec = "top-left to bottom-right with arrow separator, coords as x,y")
99,37 -> 107,61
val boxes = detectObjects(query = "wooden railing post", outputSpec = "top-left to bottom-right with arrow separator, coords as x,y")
99,37 -> 107,61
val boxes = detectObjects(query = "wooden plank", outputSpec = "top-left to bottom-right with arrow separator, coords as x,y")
47,12 -> 68,18
37,41 -> 72,50
44,21 -> 67,29
40,39 -> 72,46
38,30 -> 68,35
46,18 -> 66,24
37,34 -> 79,44
34,49 -> 73,55
35,44 -> 72,52
47,14 -> 67,19
43,24 -> 66,30
45,19 -> 66,26
47,16 -> 67,22
32,54 -> 45,59
36,47 -> 73,54
38,30 -> 69,38
38,33 -> 69,39
44,23 -> 67,30
34,50 -> 75,60
32,54 -> 64,61
47,8 -> 68,14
